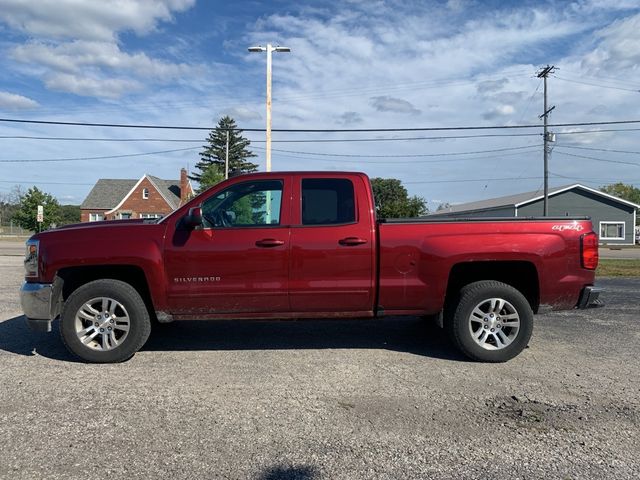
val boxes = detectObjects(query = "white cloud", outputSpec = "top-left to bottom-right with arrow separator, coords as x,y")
0,91 -> 38,109
222,107 -> 262,122
482,104 -> 515,120
44,73 -> 142,99
0,0 -> 199,99
582,13 -> 640,71
0,0 -> 195,41
477,78 -> 508,93
13,41 -> 195,79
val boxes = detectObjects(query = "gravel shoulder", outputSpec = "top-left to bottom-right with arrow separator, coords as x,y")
0,255 -> 638,479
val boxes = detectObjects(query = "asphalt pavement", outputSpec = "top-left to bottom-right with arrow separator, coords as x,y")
0,255 -> 638,479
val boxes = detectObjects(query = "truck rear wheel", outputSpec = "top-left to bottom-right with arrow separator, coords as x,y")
446,280 -> 533,362
59,279 -> 151,363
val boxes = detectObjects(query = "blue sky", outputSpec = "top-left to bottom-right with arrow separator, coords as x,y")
0,0 -> 639,208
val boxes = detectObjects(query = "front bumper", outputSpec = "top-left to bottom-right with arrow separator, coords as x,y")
577,286 -> 604,309
20,282 -> 53,332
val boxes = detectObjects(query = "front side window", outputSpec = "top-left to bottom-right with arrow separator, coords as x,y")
89,213 -> 104,222
201,180 -> 283,228
302,178 -> 355,225
600,222 -> 625,240
142,188 -> 149,199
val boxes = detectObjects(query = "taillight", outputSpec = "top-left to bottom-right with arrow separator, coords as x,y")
581,232 -> 599,270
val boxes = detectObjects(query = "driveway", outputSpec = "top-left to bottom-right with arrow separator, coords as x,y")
0,255 -> 638,479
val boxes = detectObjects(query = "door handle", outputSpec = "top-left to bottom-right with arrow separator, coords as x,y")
339,237 -> 368,246
255,238 -> 285,248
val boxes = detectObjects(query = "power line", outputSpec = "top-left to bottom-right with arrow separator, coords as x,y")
3,117 -> 640,132
555,144 -> 640,155
554,75 -> 640,93
560,70 -> 640,89
2,129 -> 640,144
0,133 -> 542,142
264,148 -> 541,164
403,176 -> 541,185
553,149 -> 640,166
0,142 -> 541,164
259,144 -> 542,158
549,171 -> 640,184
0,135 -> 203,143
0,146 -> 200,163
0,180 -> 95,185
555,128 -> 640,136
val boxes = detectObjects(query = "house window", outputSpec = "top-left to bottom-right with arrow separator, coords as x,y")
599,222 -> 625,240
89,213 -> 104,222
142,188 -> 149,199
118,212 -> 132,220
140,213 -> 163,219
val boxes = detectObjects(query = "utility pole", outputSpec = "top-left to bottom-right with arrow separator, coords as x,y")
537,65 -> 556,216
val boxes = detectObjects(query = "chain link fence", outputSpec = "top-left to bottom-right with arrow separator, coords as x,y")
0,223 -> 32,237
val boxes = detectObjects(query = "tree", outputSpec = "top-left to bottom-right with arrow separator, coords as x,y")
190,116 -> 257,190
13,186 -> 61,231
195,164 -> 226,194
0,185 -> 23,226
59,204 -> 81,225
600,183 -> 640,210
370,178 -> 428,218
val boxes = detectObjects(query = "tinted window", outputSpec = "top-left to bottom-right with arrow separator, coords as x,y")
302,178 -> 355,225
201,180 -> 283,228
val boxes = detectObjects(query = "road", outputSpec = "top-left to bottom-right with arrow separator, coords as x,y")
0,256 -> 639,479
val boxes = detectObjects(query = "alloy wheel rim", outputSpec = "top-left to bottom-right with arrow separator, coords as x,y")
468,297 -> 520,350
74,297 -> 130,351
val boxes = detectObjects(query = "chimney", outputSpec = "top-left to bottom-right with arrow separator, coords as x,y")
179,168 -> 189,205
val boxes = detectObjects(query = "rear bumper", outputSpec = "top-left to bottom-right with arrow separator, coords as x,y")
20,282 -> 53,332
577,286 -> 604,309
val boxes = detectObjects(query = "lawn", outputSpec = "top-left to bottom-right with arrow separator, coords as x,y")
597,259 -> 640,277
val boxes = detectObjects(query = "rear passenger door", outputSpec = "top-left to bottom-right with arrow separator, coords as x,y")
289,175 -> 374,313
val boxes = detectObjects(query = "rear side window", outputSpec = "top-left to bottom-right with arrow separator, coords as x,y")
302,178 -> 355,225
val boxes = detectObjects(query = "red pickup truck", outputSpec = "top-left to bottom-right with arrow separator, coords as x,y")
20,171 -> 602,363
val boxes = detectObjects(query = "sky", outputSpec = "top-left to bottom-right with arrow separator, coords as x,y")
0,0 -> 639,209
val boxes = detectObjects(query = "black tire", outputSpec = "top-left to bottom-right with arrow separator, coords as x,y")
60,279 -> 151,363
445,280 -> 533,362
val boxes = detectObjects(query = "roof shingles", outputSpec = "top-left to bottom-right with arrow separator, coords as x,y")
81,176 -> 181,210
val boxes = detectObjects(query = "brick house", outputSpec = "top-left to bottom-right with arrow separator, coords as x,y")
80,168 -> 193,222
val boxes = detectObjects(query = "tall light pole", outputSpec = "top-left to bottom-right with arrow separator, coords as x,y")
248,44 -> 290,172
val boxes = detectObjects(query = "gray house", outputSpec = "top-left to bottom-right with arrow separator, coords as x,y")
432,184 -> 639,245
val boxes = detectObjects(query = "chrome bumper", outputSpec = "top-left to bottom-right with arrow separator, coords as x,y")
577,286 -> 604,309
20,282 -> 53,332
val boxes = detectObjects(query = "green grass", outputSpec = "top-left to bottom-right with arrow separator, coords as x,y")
597,259 -> 640,277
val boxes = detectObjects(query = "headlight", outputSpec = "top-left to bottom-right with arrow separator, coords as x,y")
24,240 -> 39,278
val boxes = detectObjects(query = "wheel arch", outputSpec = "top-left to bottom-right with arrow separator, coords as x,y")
445,261 -> 540,313
55,265 -> 156,321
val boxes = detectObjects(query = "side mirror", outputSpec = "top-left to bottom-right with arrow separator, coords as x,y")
184,207 -> 203,228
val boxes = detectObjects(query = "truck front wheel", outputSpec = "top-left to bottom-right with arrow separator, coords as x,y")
446,280 -> 533,362
59,279 -> 151,363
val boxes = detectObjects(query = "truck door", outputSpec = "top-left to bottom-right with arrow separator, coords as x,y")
164,177 -> 291,314
289,175 -> 375,313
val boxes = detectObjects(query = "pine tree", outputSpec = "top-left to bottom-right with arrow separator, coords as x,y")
190,116 -> 258,189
